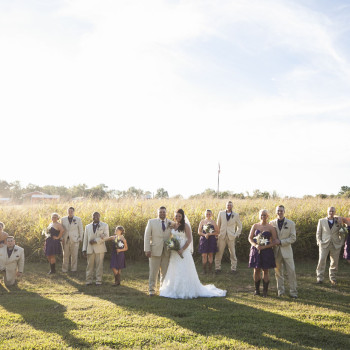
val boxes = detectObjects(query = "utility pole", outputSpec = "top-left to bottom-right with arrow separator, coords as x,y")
217,163 -> 220,198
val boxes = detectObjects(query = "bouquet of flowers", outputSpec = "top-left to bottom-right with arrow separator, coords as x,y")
165,236 -> 183,258
339,224 -> 348,235
115,237 -> 125,253
203,224 -> 214,234
42,225 -> 52,239
253,232 -> 270,246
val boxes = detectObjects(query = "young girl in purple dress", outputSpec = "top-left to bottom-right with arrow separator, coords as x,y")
107,226 -> 128,286
197,210 -> 219,274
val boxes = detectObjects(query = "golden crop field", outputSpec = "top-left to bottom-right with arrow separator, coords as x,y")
1,197 -> 349,261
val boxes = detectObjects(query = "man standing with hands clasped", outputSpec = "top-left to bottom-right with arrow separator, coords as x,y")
144,206 -> 172,296
61,207 -> 83,273
215,201 -> 242,274
316,207 -> 345,286
270,205 -> 297,298
82,212 -> 109,285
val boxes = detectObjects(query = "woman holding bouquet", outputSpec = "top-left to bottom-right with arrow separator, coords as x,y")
106,226 -> 128,286
44,213 -> 64,274
248,209 -> 278,297
198,209 -> 219,274
340,214 -> 350,263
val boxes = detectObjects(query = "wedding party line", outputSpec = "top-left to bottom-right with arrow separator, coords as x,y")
1,201 -> 349,299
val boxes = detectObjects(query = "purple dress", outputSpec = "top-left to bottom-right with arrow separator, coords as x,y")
343,227 -> 350,260
249,230 -> 276,269
110,237 -> 126,270
198,224 -> 218,254
44,227 -> 62,256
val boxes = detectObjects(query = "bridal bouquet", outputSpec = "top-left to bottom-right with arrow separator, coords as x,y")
339,224 -> 348,235
203,224 -> 214,234
165,236 -> 183,258
115,237 -> 125,253
253,232 -> 270,246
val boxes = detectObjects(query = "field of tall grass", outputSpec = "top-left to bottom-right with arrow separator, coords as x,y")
1,197 -> 349,262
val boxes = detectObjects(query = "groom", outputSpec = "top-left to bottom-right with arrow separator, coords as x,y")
144,206 -> 172,296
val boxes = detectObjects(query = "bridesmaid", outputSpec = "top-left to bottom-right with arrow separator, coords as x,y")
341,213 -> 350,263
44,213 -> 64,274
248,209 -> 278,297
198,209 -> 219,274
106,226 -> 128,286
0,222 -> 9,248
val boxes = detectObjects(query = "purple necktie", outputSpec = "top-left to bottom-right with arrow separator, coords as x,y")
162,221 -> 166,231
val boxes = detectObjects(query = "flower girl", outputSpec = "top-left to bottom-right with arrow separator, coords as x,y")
107,226 -> 128,286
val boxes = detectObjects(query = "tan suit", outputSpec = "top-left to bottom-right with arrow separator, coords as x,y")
61,216 -> 83,272
0,245 -> 24,286
316,217 -> 345,282
270,218 -> 297,297
83,222 -> 109,284
215,211 -> 242,271
144,218 -> 172,294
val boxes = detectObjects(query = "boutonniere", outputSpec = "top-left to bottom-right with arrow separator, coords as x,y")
14,249 -> 18,252
73,219 -> 76,223
284,222 -> 288,229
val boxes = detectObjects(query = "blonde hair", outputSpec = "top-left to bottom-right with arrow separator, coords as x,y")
51,213 -> 60,219
259,209 -> 269,217
0,222 -> 5,229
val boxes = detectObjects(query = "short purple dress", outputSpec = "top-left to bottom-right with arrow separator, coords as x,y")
110,237 -> 126,270
249,230 -> 276,269
198,224 -> 218,254
343,227 -> 350,260
44,227 -> 62,256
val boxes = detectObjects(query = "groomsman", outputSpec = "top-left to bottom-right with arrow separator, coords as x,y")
316,207 -> 345,285
0,236 -> 24,286
82,212 -> 109,285
215,201 -> 242,274
61,207 -> 83,273
270,205 -> 297,298
144,206 -> 172,296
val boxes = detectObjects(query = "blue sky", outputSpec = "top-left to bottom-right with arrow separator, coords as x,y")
0,0 -> 349,197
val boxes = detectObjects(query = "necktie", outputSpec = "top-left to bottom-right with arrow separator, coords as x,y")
162,221 -> 166,231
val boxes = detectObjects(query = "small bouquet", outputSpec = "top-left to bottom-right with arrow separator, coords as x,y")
253,232 -> 270,246
42,226 -> 51,239
165,236 -> 183,258
115,237 -> 125,253
203,224 -> 214,234
339,224 -> 348,235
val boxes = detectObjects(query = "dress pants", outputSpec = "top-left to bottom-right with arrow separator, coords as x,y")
149,249 -> 170,295
62,239 -> 80,272
86,252 -> 105,283
215,235 -> 237,271
316,242 -> 341,282
274,252 -> 297,296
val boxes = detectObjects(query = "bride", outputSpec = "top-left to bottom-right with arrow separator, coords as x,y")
159,208 -> 226,299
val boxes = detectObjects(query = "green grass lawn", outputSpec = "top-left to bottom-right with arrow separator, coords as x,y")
0,258 -> 349,349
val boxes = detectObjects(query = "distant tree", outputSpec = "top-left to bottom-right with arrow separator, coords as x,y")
316,194 -> 328,199
88,184 -> 112,199
339,186 -> 350,197
155,188 -> 169,199
0,180 -> 11,197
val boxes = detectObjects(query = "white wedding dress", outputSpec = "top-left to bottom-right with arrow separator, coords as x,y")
159,229 -> 227,299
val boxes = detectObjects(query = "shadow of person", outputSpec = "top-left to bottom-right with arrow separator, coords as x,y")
65,276 -> 349,350
0,283 -> 89,348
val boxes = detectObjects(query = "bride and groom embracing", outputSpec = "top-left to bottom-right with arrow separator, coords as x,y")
144,206 -> 226,299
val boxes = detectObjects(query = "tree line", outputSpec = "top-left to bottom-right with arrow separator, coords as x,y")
0,180 -> 349,202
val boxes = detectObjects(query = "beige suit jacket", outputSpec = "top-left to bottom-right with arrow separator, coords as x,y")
0,245 -> 24,284
316,217 -> 345,249
144,218 -> 172,256
217,211 -> 242,241
82,222 -> 109,254
270,218 -> 296,258
61,216 -> 84,244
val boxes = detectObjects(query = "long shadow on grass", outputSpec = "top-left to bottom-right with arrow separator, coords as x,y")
0,283 -> 89,348
65,277 -> 349,350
